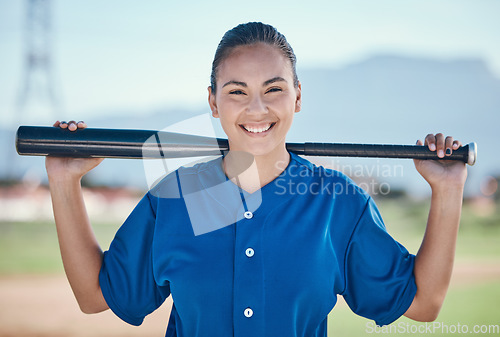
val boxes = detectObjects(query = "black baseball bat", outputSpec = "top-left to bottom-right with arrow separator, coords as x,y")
15,126 -> 477,165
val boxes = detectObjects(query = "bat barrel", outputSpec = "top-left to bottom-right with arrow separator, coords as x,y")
16,126 -> 230,159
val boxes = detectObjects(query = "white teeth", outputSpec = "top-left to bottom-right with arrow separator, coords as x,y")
243,123 -> 273,133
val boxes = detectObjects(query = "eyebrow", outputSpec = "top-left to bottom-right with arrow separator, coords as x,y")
263,76 -> 287,86
221,76 -> 288,89
222,80 -> 247,88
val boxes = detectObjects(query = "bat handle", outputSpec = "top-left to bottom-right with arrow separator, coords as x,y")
286,142 -> 477,166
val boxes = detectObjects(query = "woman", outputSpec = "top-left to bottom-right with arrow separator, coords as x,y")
46,22 -> 467,337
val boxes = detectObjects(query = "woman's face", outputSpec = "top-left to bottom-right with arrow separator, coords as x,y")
208,43 -> 301,158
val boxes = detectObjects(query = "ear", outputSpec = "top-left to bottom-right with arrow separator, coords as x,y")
294,81 -> 302,113
208,86 -> 219,118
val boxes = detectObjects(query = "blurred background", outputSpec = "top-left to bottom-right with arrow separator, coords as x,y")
0,1 -> 499,336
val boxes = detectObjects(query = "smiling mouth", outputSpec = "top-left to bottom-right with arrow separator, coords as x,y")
240,122 -> 276,134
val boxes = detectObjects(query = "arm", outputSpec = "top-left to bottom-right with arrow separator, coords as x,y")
46,121 -> 109,314
404,133 -> 467,321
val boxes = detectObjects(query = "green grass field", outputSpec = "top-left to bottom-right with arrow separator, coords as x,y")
329,198 -> 500,336
1,198 -> 499,336
328,281 -> 500,336
0,220 -> 118,274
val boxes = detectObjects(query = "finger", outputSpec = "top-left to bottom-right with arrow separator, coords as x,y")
67,120 -> 78,131
68,122 -> 78,131
77,121 -> 87,129
59,121 -> 68,129
435,133 -> 445,158
452,140 -> 462,149
414,140 -> 424,166
445,136 -> 454,156
53,121 -> 60,127
424,134 -> 436,151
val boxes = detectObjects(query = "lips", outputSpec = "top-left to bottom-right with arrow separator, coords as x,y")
240,122 -> 276,134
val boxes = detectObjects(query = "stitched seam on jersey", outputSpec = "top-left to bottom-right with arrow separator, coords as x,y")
146,192 -> 158,217
170,157 -> 236,217
175,170 -> 184,198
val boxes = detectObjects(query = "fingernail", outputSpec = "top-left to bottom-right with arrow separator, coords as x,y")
430,144 -> 436,151
446,148 -> 451,155
438,150 -> 444,158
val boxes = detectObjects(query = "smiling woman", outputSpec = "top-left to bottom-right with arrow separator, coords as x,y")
44,22 -> 468,337
208,23 -> 302,186
209,42 -> 302,184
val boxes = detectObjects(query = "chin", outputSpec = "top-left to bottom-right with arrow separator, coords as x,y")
245,142 -> 286,158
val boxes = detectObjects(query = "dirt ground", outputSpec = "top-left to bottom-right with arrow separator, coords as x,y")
0,262 -> 499,337
0,275 -> 172,337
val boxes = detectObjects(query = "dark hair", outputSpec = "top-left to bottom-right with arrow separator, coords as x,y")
210,22 -> 299,93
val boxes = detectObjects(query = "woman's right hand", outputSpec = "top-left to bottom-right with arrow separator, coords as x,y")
45,121 -> 109,313
45,121 -> 104,182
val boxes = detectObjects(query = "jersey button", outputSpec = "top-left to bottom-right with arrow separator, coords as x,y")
245,248 -> 255,257
244,307 -> 253,318
243,211 -> 253,219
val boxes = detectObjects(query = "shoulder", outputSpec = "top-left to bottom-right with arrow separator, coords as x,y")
149,156 -> 225,199
288,152 -> 370,203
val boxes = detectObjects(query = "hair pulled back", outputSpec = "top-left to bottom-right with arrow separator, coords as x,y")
210,22 -> 299,93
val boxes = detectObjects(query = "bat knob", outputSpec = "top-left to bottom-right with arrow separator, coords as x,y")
467,142 -> 477,166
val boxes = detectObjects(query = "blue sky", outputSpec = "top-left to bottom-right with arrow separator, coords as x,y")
1,0 -> 499,125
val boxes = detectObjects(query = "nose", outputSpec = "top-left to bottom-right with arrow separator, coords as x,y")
246,94 -> 268,115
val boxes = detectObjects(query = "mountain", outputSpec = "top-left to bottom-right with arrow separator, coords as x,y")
291,54 -> 500,196
294,55 -> 499,144
2,54 -> 499,196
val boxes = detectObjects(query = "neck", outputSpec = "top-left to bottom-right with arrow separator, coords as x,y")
223,144 -> 290,193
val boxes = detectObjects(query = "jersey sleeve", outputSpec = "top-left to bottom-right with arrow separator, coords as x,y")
341,196 -> 417,326
99,192 -> 170,326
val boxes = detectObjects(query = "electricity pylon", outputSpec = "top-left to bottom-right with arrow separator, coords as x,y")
6,0 -> 61,181
17,0 -> 60,124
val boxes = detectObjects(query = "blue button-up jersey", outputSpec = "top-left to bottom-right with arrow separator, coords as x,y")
99,152 -> 417,337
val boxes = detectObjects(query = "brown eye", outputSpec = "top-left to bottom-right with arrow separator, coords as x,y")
229,90 -> 245,95
266,87 -> 282,93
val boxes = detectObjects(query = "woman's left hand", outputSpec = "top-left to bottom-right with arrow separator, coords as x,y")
406,133 -> 468,322
414,133 -> 468,190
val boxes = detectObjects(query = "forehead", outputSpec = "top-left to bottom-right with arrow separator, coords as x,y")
217,43 -> 293,83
